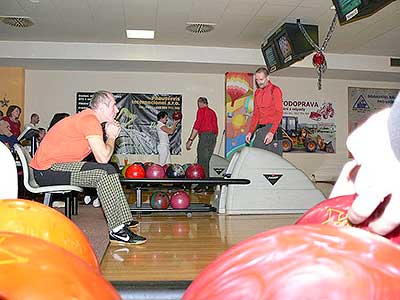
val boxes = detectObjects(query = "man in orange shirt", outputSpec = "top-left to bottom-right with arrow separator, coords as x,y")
31,91 -> 146,245
245,67 -> 283,155
186,97 -> 218,180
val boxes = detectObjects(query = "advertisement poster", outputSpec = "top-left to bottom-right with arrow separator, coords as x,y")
348,87 -> 399,134
225,72 -> 254,159
76,92 -> 182,155
282,99 -> 337,154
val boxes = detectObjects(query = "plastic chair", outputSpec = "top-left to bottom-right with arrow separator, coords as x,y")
14,143 -> 83,218
0,141 -> 18,199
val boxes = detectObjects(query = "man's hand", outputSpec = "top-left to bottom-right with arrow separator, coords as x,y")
105,121 -> 121,140
186,140 -> 192,151
264,132 -> 274,144
245,133 -> 252,144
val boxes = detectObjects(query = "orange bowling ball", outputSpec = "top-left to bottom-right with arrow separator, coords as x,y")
0,199 -> 99,269
0,232 -> 120,300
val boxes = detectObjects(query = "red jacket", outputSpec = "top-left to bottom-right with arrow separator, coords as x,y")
249,81 -> 283,134
193,106 -> 218,135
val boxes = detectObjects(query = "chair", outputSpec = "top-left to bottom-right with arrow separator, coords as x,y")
0,141 -> 18,199
14,143 -> 83,218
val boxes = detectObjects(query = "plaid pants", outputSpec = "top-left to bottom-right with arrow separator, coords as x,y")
35,161 -> 133,230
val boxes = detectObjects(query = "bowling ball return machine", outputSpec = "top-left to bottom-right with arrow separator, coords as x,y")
212,147 -> 325,214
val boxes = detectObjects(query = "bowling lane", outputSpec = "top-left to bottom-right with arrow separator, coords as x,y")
100,213 -> 301,281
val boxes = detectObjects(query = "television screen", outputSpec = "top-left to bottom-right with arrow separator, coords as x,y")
262,43 -> 280,73
277,33 -> 293,64
332,0 -> 395,25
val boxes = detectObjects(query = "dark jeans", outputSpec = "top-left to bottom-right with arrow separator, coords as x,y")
251,124 -> 283,156
197,132 -> 217,178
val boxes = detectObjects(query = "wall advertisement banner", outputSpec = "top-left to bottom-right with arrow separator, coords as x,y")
76,92 -> 182,155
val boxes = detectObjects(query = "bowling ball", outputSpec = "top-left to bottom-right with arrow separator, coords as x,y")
146,164 -> 165,179
183,225 -> 400,300
170,191 -> 190,209
143,161 -> 155,170
162,163 -> 171,173
182,163 -> 192,172
0,232 -> 120,300
0,199 -> 99,270
150,191 -> 170,209
166,164 -> 185,179
133,161 -> 145,168
296,194 -> 400,244
185,163 -> 205,179
172,111 -> 183,121
125,163 -> 145,178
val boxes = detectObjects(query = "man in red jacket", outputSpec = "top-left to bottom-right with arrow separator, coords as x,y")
245,67 -> 283,155
186,97 -> 218,180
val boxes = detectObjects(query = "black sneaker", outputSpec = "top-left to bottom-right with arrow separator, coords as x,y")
125,220 -> 139,229
109,226 -> 147,245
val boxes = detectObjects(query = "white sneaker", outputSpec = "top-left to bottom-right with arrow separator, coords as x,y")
83,195 -> 91,205
52,201 -> 65,208
92,198 -> 100,208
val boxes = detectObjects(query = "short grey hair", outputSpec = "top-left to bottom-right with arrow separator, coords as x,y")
89,90 -> 113,109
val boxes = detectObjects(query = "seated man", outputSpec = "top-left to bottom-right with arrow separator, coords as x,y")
30,90 -> 146,245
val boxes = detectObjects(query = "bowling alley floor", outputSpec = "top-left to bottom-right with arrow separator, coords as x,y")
70,189 -> 301,296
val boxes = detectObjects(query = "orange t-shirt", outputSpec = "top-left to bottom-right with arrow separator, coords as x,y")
30,109 -> 102,170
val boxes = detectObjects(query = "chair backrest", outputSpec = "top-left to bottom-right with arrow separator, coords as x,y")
0,142 -> 18,199
14,143 -> 40,192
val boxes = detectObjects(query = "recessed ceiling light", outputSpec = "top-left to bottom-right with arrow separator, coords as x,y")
126,29 -> 155,39
29,0 -> 40,3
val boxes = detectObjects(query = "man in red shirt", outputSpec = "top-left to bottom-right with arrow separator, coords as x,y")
186,97 -> 218,182
245,67 -> 283,155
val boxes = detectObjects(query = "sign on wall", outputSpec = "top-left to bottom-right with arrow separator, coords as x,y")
76,92 -> 182,155
348,87 -> 399,134
282,99 -> 337,153
225,72 -> 254,159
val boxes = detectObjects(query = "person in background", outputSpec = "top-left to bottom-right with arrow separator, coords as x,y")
186,97 -> 218,192
37,127 -> 46,144
156,111 -> 180,165
30,91 -> 146,245
24,113 -> 40,130
245,67 -> 283,156
330,92 -> 400,236
3,105 -> 22,138
49,112 -> 70,130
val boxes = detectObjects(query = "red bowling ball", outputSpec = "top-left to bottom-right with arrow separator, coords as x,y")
185,163 -> 205,179
170,191 -> 190,209
150,191 -> 169,209
172,111 -> 183,121
125,163 -> 145,178
183,225 -> 400,300
146,164 -> 165,179
296,194 -> 400,245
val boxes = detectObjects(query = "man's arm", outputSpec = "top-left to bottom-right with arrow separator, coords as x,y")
186,129 -> 198,150
87,122 -> 120,163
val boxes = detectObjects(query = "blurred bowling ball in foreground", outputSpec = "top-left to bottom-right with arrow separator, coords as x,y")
166,164 -> 185,178
183,224 -> 400,300
172,111 -> 183,120
120,164 -> 130,177
185,163 -> 205,179
296,194 -> 400,245
170,191 -> 190,209
0,199 -> 99,270
150,191 -> 170,209
143,161 -> 155,170
146,164 -> 165,179
125,163 -> 145,178
0,232 -> 120,300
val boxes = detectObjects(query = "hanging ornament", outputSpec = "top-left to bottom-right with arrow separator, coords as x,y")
297,13 -> 337,90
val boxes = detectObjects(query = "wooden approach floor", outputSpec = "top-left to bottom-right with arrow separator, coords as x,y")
100,204 -> 301,282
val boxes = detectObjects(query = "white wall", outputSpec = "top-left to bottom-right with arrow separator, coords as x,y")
25,69 -> 399,181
